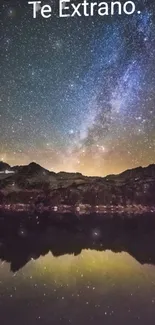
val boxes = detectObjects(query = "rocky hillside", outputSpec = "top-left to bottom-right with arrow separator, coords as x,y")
0,162 -> 155,206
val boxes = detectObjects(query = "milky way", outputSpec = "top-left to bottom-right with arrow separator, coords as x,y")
0,0 -> 155,175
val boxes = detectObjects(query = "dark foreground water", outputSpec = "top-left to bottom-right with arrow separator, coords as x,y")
0,212 -> 155,324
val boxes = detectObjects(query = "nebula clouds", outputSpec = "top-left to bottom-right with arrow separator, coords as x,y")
0,0 -> 155,175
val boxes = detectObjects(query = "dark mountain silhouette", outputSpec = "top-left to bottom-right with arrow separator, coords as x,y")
12,162 -> 50,176
0,162 -> 155,207
105,164 -> 155,181
0,161 -> 11,171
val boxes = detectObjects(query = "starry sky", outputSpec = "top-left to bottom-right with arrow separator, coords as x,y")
0,0 -> 155,176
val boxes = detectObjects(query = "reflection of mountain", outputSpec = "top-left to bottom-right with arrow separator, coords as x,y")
0,212 -> 155,272
0,162 -> 155,207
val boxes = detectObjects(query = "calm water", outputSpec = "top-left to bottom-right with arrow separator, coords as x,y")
0,212 -> 155,324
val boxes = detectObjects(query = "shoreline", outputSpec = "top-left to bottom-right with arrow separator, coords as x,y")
0,204 -> 155,214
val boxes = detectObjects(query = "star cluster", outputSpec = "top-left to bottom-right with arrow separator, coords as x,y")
0,0 -> 155,175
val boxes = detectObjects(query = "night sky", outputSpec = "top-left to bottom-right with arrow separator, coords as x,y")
0,0 -> 155,176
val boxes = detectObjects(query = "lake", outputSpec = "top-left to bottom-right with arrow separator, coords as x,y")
0,212 -> 155,324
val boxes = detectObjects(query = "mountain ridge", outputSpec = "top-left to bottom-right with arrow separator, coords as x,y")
0,160 -> 155,179
0,161 -> 155,208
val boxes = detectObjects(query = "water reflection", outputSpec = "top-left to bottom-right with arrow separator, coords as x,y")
0,212 -> 155,324
0,212 -> 155,271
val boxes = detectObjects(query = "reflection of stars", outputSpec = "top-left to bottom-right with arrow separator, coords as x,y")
18,227 -> 27,238
92,229 -> 101,239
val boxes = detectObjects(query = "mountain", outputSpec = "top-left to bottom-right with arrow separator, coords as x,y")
12,162 -> 50,175
105,164 -> 155,181
0,162 -> 155,208
0,161 -> 11,172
